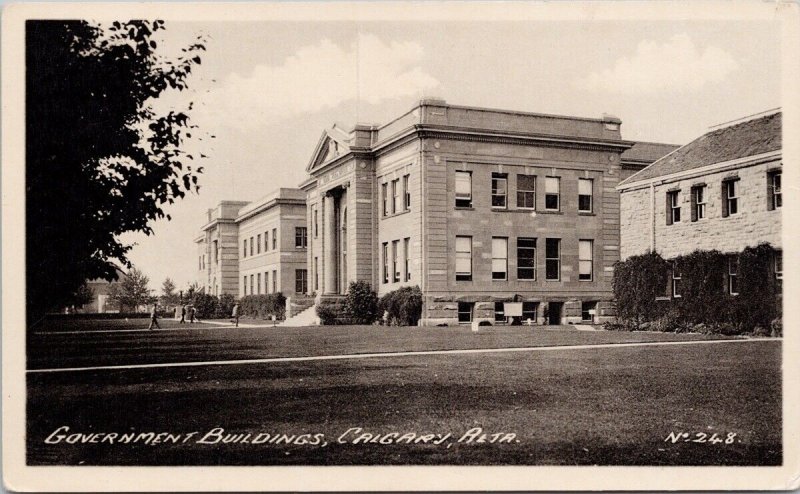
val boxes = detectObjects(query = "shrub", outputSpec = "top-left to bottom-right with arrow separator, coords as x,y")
673,250 -> 728,325
343,280 -> 379,325
770,317 -> 782,337
612,251 -> 670,329
738,243 -> 781,331
192,293 -> 219,319
379,286 -> 423,326
316,304 -> 339,326
238,294 -> 286,320
216,293 -> 236,318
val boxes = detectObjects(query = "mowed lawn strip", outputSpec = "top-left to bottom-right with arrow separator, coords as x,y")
28,324 -> 734,370
27,339 -> 781,466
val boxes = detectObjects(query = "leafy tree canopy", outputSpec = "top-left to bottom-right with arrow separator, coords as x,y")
108,268 -> 156,312
26,20 -> 206,322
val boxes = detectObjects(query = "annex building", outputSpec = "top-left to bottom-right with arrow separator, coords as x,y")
196,99 -> 678,325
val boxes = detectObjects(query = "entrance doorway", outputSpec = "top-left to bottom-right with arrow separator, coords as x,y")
547,302 -> 563,325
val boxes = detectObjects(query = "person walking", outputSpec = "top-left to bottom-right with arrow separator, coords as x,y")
231,303 -> 240,328
148,303 -> 161,330
179,304 -> 186,324
189,305 -> 197,324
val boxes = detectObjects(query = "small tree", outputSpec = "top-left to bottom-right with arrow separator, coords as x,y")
344,280 -> 379,325
72,283 -> 95,310
109,268 -> 155,312
160,278 -> 180,306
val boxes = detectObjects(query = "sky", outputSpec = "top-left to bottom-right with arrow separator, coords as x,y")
119,19 -> 782,291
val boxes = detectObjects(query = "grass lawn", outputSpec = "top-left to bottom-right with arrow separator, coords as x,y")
27,338 -> 780,466
32,317 -> 228,333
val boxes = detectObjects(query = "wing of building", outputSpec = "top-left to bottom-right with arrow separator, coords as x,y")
617,109 -> 782,261
196,99 -> 679,325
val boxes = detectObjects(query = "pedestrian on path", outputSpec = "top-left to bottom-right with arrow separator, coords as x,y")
179,304 -> 186,324
148,303 -> 161,330
231,303 -> 240,328
189,305 -> 197,323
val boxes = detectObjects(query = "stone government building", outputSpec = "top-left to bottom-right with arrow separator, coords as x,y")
196,99 -> 680,325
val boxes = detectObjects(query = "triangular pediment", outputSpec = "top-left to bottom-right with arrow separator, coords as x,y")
306,126 -> 352,173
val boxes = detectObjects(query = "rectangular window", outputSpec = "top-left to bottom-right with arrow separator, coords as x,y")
392,179 -> 399,214
455,171 -> 472,208
243,275 -> 247,295
296,269 -> 307,294
243,239 -> 247,257
578,178 -> 593,213
455,236 -> 472,281
457,302 -> 473,323
768,171 -> 782,210
403,174 -> 411,211
579,239 -> 593,281
264,232 -> 268,251
517,237 -> 537,280
581,301 -> 597,322
257,234 -> 261,254
265,271 -> 270,293
381,183 -> 388,216
516,174 -> 536,209
272,270 -> 277,293
392,240 -> 400,283
250,237 -> 254,256
295,227 -> 307,249
257,273 -> 261,294
382,242 -> 389,284
314,209 -> 318,238
272,228 -> 277,250
314,257 -> 319,291
522,302 -> 538,324
213,240 -> 218,263
722,179 -> 739,217
775,251 -> 783,291
691,185 -> 706,221
667,190 -> 681,224
672,262 -> 682,298
491,173 -> 508,209
728,256 -> 739,295
250,274 -> 254,296
494,302 -> 506,323
545,238 -> 561,281
492,237 -> 508,280
404,237 -> 411,281
545,177 -> 560,211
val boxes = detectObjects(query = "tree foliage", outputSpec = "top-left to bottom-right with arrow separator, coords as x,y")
108,268 -> 156,312
611,251 -> 670,328
160,278 -> 180,306
26,20 -> 206,321
344,280 -> 380,325
379,286 -> 423,326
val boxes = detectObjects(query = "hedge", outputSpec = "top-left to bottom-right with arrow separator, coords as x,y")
239,294 -> 286,320
611,243 -> 782,335
379,286 -> 423,326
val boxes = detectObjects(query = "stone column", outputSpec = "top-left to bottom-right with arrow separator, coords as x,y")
323,192 -> 338,294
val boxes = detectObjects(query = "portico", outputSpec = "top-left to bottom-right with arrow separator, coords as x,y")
321,183 -> 349,295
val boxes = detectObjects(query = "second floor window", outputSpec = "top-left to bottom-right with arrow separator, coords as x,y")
392,179 -> 399,214
667,190 -> 681,225
578,178 -> 593,213
768,171 -> 782,210
272,228 -> 277,250
691,185 -> 706,221
257,234 -> 261,254
243,239 -> 247,257
249,236 -> 254,256
545,177 -> 560,211
722,179 -> 739,217
313,209 -> 319,237
382,183 -> 388,216
403,174 -> 411,211
455,236 -> 472,281
382,243 -> 389,284
455,171 -> 472,208
516,174 -> 536,209
295,227 -> 307,248
491,173 -> 508,209
545,238 -> 560,281
491,237 -> 508,280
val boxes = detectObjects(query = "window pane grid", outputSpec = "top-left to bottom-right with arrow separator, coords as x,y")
516,175 -> 536,209
491,174 -> 507,208
517,237 -> 536,280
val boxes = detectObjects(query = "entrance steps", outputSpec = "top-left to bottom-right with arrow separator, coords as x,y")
278,305 -> 319,327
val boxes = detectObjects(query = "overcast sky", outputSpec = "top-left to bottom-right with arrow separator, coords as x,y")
120,19 -> 781,291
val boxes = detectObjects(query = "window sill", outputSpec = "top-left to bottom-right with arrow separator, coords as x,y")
381,209 -> 411,220
454,206 -> 474,211
541,209 -> 562,214
577,211 -> 595,216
